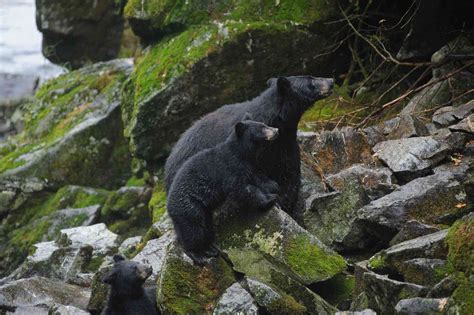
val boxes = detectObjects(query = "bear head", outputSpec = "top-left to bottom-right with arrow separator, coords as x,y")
234,113 -> 279,157
266,75 -> 334,128
102,254 -> 153,297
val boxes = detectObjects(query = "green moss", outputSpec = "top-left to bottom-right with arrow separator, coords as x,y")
149,183 -> 167,223
285,235 -> 346,282
159,251 -> 235,314
126,176 -> 146,187
312,273 -> 355,307
84,256 -> 105,273
267,292 -> 307,315
450,272 -> 474,314
368,254 -> 386,271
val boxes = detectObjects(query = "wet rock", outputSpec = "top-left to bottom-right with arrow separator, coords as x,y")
373,136 -> 449,180
213,283 -> 258,315
298,128 -> 374,175
399,258 -> 446,287
327,164 -> 397,200
36,0 -> 125,69
387,114 -> 429,140
427,276 -> 458,298
390,220 -> 440,246
395,297 -> 448,314
123,22 -> 342,161
156,242 -> 235,314
368,230 -> 448,273
0,60 -> 133,189
361,271 -> 428,314
0,277 -> 90,311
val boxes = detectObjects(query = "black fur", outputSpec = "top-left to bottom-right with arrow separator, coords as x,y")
167,118 -> 280,265
101,255 -> 158,315
165,75 -> 334,219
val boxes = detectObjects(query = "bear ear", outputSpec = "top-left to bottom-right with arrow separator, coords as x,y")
266,78 -> 277,87
113,254 -> 125,263
277,77 -> 291,95
242,112 -> 253,121
235,122 -> 247,138
102,271 -> 116,284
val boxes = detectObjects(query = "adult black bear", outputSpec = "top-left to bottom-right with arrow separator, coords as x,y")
167,117 -> 280,265
102,255 -> 158,315
165,76 -> 334,220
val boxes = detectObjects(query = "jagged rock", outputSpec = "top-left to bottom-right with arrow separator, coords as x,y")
304,179 -> 369,248
432,100 -> 474,128
0,277 -> 90,311
449,114 -> 474,134
387,114 -> 429,140
100,186 -> 152,237
327,164 -> 397,201
213,283 -> 258,315
361,271 -> 428,314
432,128 -> 468,152
156,242 -> 235,314
373,136 -> 449,180
368,230 -> 448,273
246,278 -> 306,315
132,231 -> 174,284
36,0 -> 125,69
118,236 -> 142,256
122,22 -> 343,161
427,276 -> 458,298
298,128 -> 374,176
390,220 -> 440,246
49,304 -> 90,315
399,258 -> 446,287
58,223 -> 119,255
342,171 -> 468,250
217,206 -> 346,285
336,310 -> 376,315
395,297 -> 448,314
0,60 -> 133,189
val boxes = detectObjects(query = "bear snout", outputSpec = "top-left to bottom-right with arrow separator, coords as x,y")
316,78 -> 334,96
264,127 -> 279,141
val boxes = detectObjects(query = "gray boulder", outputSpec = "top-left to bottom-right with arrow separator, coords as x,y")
213,283 -> 258,315
390,220 -> 440,246
395,297 -> 448,314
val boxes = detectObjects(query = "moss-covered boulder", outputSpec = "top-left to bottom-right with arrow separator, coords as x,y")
0,185 -> 109,277
100,186 -> 152,237
0,60 -> 133,189
36,0 -> 125,68
156,242 -> 235,314
122,21 -> 342,161
124,0 -> 338,40
217,206 -> 346,285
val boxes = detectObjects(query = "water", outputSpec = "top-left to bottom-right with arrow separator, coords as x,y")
0,0 -> 64,81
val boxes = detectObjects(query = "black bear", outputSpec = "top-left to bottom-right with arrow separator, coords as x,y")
167,117 -> 280,264
102,255 -> 158,315
165,75 -> 334,220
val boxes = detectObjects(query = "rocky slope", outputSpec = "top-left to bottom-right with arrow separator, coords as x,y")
0,1 -> 473,314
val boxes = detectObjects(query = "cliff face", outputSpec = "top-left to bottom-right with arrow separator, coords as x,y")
0,1 -> 473,314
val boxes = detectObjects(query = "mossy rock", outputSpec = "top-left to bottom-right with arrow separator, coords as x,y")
216,206 -> 346,285
100,186 -> 152,238
122,21 -> 340,161
124,0 -> 338,40
0,185 -> 109,277
0,60 -> 133,189
445,213 -> 474,314
156,242 -> 235,314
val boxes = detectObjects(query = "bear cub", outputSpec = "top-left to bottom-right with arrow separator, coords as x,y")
167,115 -> 280,265
102,255 -> 158,315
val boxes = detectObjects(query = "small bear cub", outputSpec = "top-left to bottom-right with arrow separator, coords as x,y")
167,114 -> 280,265
102,254 -> 158,315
